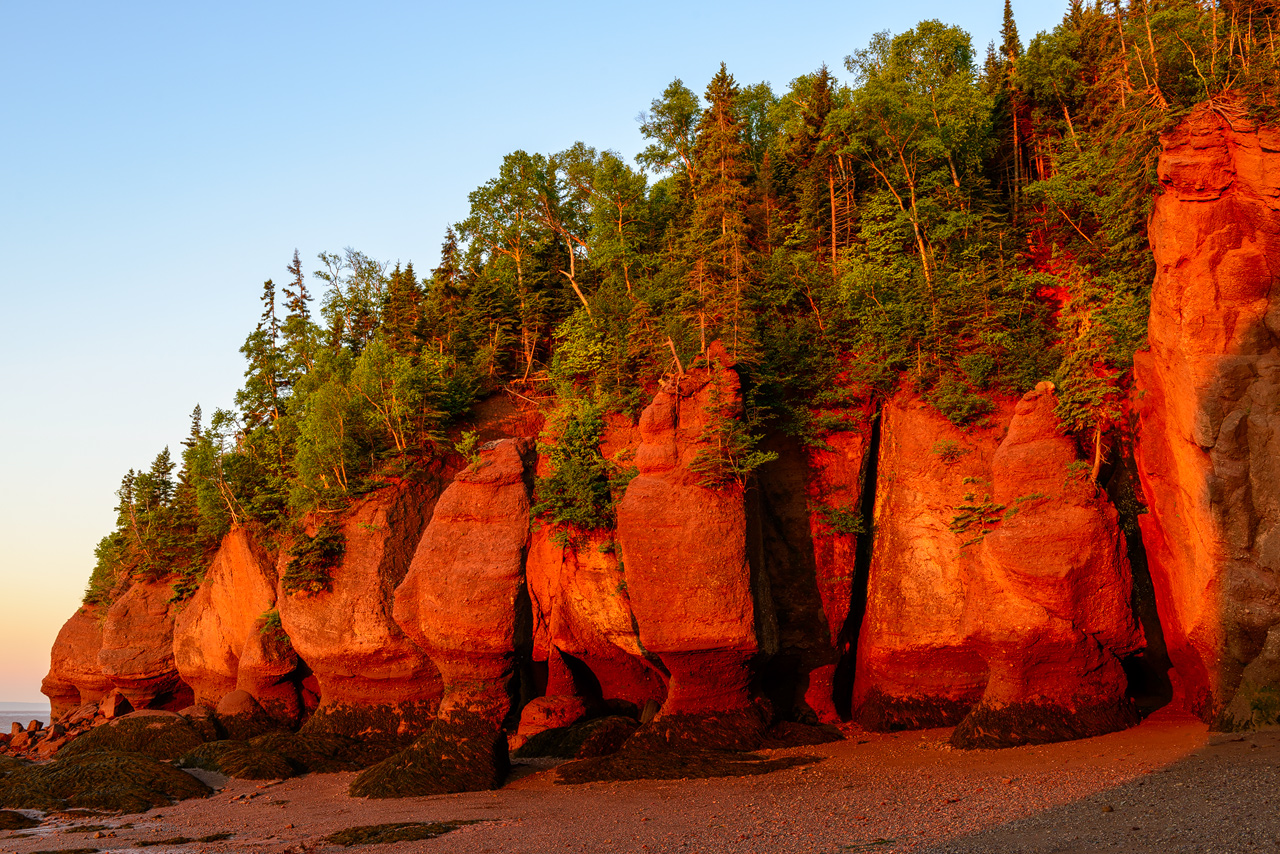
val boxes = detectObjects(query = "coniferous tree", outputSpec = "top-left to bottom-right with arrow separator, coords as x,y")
688,64 -> 755,359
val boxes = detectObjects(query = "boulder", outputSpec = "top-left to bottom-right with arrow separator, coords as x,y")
1134,99 -> 1280,722
615,343 -> 770,716
97,581 -> 190,710
279,478 -> 443,721
394,439 -> 534,724
42,604 -> 114,719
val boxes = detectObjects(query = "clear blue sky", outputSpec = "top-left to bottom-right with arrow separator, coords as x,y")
0,0 -> 1067,702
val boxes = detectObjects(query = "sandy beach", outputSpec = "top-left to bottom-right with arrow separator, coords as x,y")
6,709 -> 1271,854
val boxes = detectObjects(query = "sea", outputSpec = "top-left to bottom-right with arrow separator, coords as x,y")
1,702 -> 51,732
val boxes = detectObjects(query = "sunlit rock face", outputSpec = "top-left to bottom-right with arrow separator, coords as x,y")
97,580 -> 190,710
852,391 -> 1006,731
616,343 -> 772,716
43,604 -> 114,718
278,478 -> 444,719
1135,98 -> 1280,724
393,438 -> 533,725
956,382 -> 1143,747
173,528 -> 280,709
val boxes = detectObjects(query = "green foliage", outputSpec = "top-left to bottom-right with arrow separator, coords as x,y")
282,521 -> 345,595
949,491 -> 1005,545
815,503 -> 865,536
534,398 -> 633,532
259,608 -> 283,637
454,430 -> 481,467
932,439 -> 970,465
77,4 -> 1280,607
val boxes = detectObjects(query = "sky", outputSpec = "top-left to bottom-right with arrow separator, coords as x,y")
0,0 -> 1068,702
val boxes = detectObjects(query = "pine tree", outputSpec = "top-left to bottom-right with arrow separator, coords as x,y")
689,63 -> 755,359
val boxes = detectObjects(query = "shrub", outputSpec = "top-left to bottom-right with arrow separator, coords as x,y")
282,521 -> 345,595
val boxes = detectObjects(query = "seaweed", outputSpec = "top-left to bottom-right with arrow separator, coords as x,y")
555,748 -> 818,784
179,730 -> 395,780
324,820 -> 478,846
58,715 -> 207,761
512,716 -> 638,760
301,701 -> 434,741
0,751 -> 210,813
0,809 -> 39,829
759,721 -> 845,749
622,710 -> 768,753
950,698 -> 1140,749
349,714 -> 508,798
135,832 -> 233,846
855,688 -> 975,732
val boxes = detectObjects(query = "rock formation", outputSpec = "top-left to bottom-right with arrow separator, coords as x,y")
615,343 -> 774,717
278,478 -> 442,730
97,580 -> 190,710
852,392 -> 1004,730
1135,97 -> 1280,723
956,382 -> 1143,746
172,527 -> 293,717
42,605 -> 113,719
393,439 -> 534,725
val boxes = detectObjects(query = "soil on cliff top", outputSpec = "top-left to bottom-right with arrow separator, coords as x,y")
1,709 -> 1269,854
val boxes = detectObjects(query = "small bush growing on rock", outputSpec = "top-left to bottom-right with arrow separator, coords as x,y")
0,750 -> 210,813
283,522 -> 345,595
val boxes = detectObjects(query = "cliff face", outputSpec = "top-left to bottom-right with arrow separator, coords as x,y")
45,109 -> 1280,768
1135,99 -> 1280,723
615,344 -> 769,716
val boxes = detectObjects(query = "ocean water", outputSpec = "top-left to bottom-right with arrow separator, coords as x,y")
1,702 -> 51,732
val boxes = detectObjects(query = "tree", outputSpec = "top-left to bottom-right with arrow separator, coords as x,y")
459,150 -> 554,379
688,63 -> 755,358
843,22 -> 993,292
282,249 -> 319,375
637,79 -> 702,189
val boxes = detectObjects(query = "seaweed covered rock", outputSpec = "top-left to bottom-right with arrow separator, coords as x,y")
349,714 -> 509,798
0,750 -> 209,813
97,581 -> 191,710
42,604 -> 114,719
953,383 -> 1142,748
180,731 -> 392,780
615,343 -> 768,716
394,439 -> 534,724
512,715 -> 639,760
279,479 -> 443,712
215,689 -> 281,741
852,393 -> 1006,730
1135,99 -> 1280,722
57,710 -> 207,761
299,700 -> 435,742
0,809 -> 39,830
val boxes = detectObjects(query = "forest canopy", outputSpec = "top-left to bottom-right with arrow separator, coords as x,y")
84,0 -> 1280,605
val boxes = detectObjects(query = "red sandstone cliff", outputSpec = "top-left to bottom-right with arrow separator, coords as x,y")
615,344 -> 773,716
1135,97 -> 1280,723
